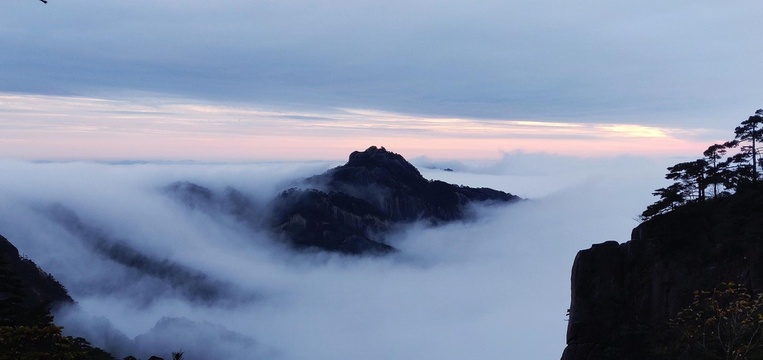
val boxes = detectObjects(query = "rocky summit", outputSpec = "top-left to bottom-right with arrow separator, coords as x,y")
306,146 -> 519,222
167,146 -> 520,255
271,146 -> 520,254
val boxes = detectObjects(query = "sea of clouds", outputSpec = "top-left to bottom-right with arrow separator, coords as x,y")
0,153 -> 679,359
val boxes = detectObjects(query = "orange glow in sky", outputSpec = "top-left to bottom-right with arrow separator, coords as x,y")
0,93 -> 724,161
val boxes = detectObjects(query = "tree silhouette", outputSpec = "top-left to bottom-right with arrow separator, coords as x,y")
0,255 -> 53,327
641,184 -> 685,220
641,108 -> 763,221
666,159 -> 708,202
733,109 -> 763,185
1,246 -> 114,359
703,143 -> 730,198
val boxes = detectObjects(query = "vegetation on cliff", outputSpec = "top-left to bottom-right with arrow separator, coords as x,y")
0,237 -> 114,360
641,109 -> 763,221
1,234 -> 186,360
670,282 -> 763,360
563,109 -> 763,360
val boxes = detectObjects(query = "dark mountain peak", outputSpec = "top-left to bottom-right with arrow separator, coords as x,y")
166,147 -> 520,255
346,146 -> 421,176
326,146 -> 427,189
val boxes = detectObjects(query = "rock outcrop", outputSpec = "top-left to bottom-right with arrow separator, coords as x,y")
166,146 -> 520,255
306,146 -> 518,222
271,146 -> 519,254
268,188 -> 394,254
561,188 -> 763,360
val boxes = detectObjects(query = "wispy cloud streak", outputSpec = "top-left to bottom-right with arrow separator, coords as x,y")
0,93 -> 724,161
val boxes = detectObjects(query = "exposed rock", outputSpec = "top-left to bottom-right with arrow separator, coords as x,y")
166,146 -> 520,255
269,146 -> 519,253
561,187 -> 763,360
307,146 -> 519,222
268,188 -> 393,254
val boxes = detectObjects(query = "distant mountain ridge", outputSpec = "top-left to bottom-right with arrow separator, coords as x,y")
167,146 -> 520,254
44,204 -> 244,305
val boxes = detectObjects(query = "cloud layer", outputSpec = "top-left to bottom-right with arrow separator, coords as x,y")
0,154 -> 674,359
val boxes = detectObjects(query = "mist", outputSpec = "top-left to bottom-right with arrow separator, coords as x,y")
0,154 -> 675,359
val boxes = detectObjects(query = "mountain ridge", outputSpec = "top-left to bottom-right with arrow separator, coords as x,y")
167,146 -> 520,254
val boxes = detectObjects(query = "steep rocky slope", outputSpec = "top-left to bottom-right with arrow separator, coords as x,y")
0,234 -> 73,319
0,234 -> 117,359
561,187 -> 763,360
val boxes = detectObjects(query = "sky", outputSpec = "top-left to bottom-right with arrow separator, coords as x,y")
2,0 -> 762,160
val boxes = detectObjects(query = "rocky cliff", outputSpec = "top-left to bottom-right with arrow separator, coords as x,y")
561,187 -> 763,360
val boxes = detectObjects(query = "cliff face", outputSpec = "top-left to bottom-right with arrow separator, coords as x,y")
562,188 -> 763,360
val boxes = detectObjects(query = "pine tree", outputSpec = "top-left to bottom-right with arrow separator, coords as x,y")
733,109 -> 763,185
0,254 -> 25,326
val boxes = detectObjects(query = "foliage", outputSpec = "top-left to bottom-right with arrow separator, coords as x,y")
641,109 -> 763,221
670,283 -> 763,360
0,325 -> 113,360
703,143 -> 732,197
733,110 -> 763,184
1,250 -> 115,359
666,159 -> 709,202
0,254 -> 54,327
